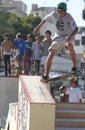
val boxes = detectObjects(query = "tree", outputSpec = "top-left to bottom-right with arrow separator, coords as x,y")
0,10 -> 19,41
15,14 -> 41,38
0,10 -> 41,42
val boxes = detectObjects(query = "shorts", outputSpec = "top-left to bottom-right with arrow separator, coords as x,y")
48,37 -> 74,52
16,54 -> 23,61
40,56 -> 47,65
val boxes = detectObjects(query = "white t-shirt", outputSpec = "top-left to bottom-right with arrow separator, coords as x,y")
66,87 -> 82,103
44,11 -> 78,38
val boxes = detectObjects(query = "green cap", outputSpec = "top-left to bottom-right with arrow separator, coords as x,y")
57,2 -> 67,12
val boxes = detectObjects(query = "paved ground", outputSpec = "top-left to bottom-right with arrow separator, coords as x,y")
0,72 -> 5,76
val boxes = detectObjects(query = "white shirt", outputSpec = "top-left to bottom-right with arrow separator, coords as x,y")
66,87 -> 82,103
44,11 -> 78,38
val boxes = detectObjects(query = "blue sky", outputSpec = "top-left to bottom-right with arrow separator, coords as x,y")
21,0 -> 85,27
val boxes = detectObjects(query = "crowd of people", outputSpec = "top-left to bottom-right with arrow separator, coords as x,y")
1,31 -> 51,76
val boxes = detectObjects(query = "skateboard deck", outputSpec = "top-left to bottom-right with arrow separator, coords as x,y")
41,71 -> 80,83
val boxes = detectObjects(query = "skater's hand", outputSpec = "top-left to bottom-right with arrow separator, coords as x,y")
33,27 -> 40,35
65,36 -> 71,45
33,20 -> 46,35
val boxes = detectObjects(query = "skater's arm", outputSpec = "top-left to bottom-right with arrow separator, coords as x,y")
33,20 -> 46,35
69,27 -> 78,38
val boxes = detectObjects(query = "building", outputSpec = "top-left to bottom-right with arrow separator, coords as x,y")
0,0 -> 27,16
31,4 -> 56,19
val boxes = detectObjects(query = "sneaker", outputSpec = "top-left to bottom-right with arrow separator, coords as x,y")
41,75 -> 49,83
71,66 -> 80,73
71,66 -> 77,72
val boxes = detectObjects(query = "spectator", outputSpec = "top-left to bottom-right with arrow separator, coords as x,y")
1,33 -> 14,76
14,32 -> 26,75
31,35 -> 42,75
25,34 -> 33,74
59,85 -> 69,102
40,30 -> 52,74
66,78 -> 82,103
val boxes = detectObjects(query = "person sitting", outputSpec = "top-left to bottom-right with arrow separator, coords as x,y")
59,85 -> 69,102
66,78 -> 82,103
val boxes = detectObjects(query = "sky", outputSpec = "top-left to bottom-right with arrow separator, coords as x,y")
21,0 -> 85,27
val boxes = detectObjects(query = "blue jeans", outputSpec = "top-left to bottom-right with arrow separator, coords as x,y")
4,55 -> 11,75
35,60 -> 40,75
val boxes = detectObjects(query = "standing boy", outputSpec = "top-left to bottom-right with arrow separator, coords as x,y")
1,33 -> 14,76
14,33 -> 26,75
40,30 -> 52,74
25,34 -> 33,74
31,35 -> 42,75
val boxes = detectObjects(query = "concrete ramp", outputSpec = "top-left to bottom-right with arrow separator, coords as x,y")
0,76 -> 18,128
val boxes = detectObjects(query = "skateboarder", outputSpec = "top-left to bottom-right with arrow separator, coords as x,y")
33,2 -> 78,82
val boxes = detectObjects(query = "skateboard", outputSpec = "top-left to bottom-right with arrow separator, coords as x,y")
41,71 -> 81,83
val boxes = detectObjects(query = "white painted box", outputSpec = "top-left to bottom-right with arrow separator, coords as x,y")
18,75 -> 56,130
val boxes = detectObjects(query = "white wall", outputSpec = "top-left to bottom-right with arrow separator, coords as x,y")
51,56 -> 73,72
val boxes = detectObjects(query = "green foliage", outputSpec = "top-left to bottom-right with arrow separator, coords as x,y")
0,10 -> 41,43
16,14 -> 41,38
